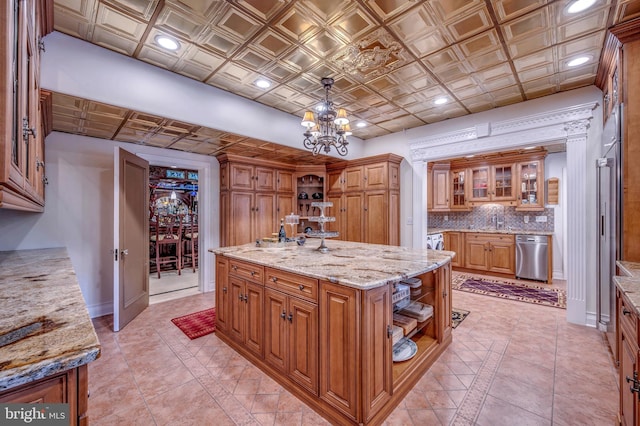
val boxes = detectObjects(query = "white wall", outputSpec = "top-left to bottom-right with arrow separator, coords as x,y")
545,152 -> 567,280
0,132 -> 219,317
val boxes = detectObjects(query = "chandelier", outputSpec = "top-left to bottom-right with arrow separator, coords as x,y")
301,77 -> 351,156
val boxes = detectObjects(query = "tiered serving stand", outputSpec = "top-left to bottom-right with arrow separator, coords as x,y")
305,202 -> 338,253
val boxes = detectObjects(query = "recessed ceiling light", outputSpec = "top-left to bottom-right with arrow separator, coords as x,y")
524,146 -> 537,150
567,0 -> 596,14
465,154 -> 475,158
170,165 -> 177,169
356,122 -> 367,128
255,79 -> 271,89
567,56 -> 590,67
434,97 -> 448,105
155,35 -> 180,51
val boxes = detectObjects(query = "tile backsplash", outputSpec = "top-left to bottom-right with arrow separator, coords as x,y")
429,205 -> 554,232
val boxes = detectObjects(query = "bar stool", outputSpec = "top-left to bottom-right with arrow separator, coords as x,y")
182,214 -> 198,272
151,213 -> 182,278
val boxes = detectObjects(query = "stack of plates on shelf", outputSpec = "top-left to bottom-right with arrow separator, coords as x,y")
393,313 -> 417,335
399,301 -> 434,322
392,283 -> 410,311
391,325 -> 404,345
401,277 -> 422,298
393,338 -> 418,362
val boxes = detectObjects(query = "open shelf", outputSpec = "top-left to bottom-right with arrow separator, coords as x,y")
392,333 -> 438,380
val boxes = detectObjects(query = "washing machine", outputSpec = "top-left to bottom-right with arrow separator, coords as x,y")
426,233 -> 444,250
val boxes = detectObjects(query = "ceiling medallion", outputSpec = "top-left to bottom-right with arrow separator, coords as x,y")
300,77 -> 350,156
333,29 -> 403,79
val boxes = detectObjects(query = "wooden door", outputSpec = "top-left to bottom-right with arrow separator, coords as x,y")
464,238 -> 489,270
264,288 -> 288,373
245,281 -> 264,357
276,194 -> 295,227
230,191 -> 253,245
229,277 -> 245,343
215,257 -> 229,332
230,163 -> 255,190
220,191 -> 229,246
432,168 -> 449,210
254,193 -> 276,242
255,167 -> 276,191
364,191 -> 387,245
389,191 -> 400,246
492,164 -> 515,201
344,166 -> 364,192
362,284 -> 392,423
389,162 -> 400,190
288,296 -> 318,394
326,169 -> 344,193
620,328 -> 637,426
469,166 -> 491,201
113,148 -> 149,331
488,238 -> 515,274
364,162 -> 388,190
325,194 -> 343,235
319,281 -> 359,421
445,232 -> 462,267
439,264 -> 452,341
277,170 -> 294,192
449,169 -> 467,210
344,192 -> 364,242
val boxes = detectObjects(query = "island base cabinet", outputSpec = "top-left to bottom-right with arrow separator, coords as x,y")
319,281 -> 359,422
229,277 -> 263,358
215,258 -> 229,332
617,288 -> 640,426
0,364 -> 88,426
264,288 -> 318,395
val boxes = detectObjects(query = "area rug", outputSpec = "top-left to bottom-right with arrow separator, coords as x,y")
452,273 -> 566,309
452,308 -> 470,329
171,308 -> 216,339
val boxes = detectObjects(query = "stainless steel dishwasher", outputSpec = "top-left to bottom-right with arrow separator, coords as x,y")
515,234 -> 548,282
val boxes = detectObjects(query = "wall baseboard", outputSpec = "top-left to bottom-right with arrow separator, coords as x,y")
88,301 -> 113,319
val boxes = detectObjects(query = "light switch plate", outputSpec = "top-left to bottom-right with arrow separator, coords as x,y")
524,216 -> 529,223
535,216 -> 547,222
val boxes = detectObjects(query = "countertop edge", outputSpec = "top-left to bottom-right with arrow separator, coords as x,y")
427,228 -> 553,236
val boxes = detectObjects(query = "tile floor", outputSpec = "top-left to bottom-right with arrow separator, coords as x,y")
89,276 -> 618,425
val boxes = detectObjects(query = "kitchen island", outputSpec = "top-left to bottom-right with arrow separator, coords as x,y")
211,240 -> 454,425
0,248 -> 101,425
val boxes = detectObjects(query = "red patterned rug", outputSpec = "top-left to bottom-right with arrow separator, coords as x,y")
171,308 -> 216,339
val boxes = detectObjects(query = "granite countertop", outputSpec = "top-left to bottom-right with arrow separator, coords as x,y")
614,261 -> 640,313
0,248 -> 101,391
210,240 -> 454,290
428,228 -> 554,236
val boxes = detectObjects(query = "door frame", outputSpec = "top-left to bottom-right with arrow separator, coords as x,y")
138,152 -> 217,294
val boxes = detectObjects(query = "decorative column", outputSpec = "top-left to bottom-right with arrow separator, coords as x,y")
565,120 -> 590,324
412,159 -> 428,250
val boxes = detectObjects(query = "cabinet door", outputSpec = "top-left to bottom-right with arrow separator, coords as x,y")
230,192 -> 253,246
344,192 -> 364,242
445,232 -> 463,267
319,281 -> 359,421
220,163 -> 229,191
449,169 -> 467,210
488,239 -> 515,274
389,162 -> 400,190
276,194 -> 294,225
0,372 -> 67,403
220,191 -> 229,246
464,238 -> 489,270
230,164 -> 255,190
245,281 -> 264,357
216,257 -> 229,332
229,277 -> 246,343
620,327 -> 637,426
344,166 -> 364,192
326,169 -> 344,193
362,284 -> 392,423
389,191 -> 400,246
517,160 -> 544,210
439,263 -> 452,341
288,297 -> 318,394
364,191 -> 387,245
254,193 -> 276,242
469,166 -> 491,201
255,167 -> 276,192
325,194 -> 343,235
277,170 -> 294,193
492,164 -> 515,201
264,289 -> 288,372
432,168 -> 449,210
364,162 -> 388,190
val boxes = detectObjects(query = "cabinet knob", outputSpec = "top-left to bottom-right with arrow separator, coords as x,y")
244,294 -> 249,303
287,313 -> 293,322
250,271 -> 255,276
623,308 -> 632,316
281,310 -> 286,319
299,285 -> 305,291
223,287 -> 227,293
387,324 -> 392,338
271,277 -> 278,282
232,265 -> 238,271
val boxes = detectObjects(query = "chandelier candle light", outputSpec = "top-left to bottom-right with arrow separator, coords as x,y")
301,77 -> 351,156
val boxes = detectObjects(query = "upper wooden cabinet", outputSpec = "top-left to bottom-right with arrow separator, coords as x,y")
0,0 -> 53,212
429,149 -> 546,212
229,163 -> 276,192
327,154 -> 402,194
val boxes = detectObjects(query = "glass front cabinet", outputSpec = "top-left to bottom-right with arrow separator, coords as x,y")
517,160 -> 544,210
449,169 -> 469,210
469,164 -> 516,204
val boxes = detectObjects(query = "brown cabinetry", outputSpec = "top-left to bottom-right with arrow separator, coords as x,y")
469,163 -> 516,204
430,164 -> 450,211
218,154 -> 295,246
617,287 -> 640,426
516,160 -> 545,211
444,231 -> 463,268
449,168 -> 469,211
0,365 -> 88,426
0,0 -> 52,212
215,257 -> 230,332
295,170 -> 325,234
326,154 -> 402,246
228,260 -> 264,358
464,233 -> 515,274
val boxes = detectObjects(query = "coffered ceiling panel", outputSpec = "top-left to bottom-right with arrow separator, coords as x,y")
50,0 -> 640,163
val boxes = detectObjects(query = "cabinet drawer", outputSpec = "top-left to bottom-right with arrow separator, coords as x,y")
466,233 -> 514,242
266,268 -> 318,303
619,291 -> 638,339
229,259 -> 264,283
